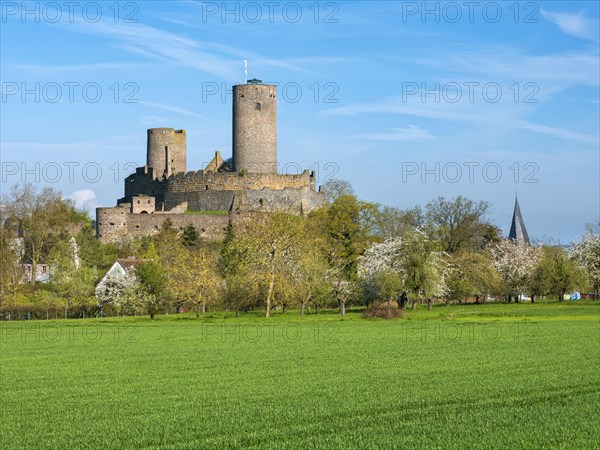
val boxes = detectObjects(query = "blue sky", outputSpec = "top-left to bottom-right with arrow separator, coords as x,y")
1,1 -> 598,242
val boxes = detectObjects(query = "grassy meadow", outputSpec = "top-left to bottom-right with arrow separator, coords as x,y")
1,301 -> 599,448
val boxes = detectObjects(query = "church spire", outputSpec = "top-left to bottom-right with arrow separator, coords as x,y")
508,196 -> 530,244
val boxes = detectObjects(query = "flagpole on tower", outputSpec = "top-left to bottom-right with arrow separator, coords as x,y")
244,59 -> 248,83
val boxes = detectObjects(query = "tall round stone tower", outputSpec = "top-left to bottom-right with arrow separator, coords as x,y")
232,80 -> 277,174
146,128 -> 187,179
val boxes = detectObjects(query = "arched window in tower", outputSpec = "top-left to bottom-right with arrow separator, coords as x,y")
255,103 -> 261,111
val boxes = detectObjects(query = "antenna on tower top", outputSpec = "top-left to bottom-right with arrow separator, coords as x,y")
244,59 -> 248,83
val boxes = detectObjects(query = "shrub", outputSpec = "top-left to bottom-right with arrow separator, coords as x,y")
362,300 -> 403,319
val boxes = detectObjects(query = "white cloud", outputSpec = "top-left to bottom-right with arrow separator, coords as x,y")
67,189 -> 99,213
541,10 -> 599,42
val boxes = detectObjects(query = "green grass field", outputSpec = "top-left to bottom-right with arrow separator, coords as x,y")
1,301 -> 599,449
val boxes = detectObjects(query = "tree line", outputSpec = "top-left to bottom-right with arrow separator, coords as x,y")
1,182 -> 598,319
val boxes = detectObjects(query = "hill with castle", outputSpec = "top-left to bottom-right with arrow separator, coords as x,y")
96,79 -> 325,242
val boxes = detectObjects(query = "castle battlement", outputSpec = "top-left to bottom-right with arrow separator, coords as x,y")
96,80 -> 325,243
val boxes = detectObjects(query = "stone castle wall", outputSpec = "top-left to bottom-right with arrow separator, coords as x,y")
96,81 -> 326,244
164,186 -> 324,213
98,186 -> 325,242
125,169 -> 315,196
97,206 -> 234,242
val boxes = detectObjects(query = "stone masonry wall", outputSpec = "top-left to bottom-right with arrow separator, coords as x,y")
123,169 -> 316,201
232,83 -> 277,174
126,213 -> 232,241
96,187 -> 325,243
97,208 -> 234,242
146,128 -> 186,179
163,185 -> 325,214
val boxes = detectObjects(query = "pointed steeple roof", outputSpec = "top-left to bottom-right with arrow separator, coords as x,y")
508,196 -> 530,244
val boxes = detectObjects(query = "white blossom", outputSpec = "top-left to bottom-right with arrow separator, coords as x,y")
358,229 -> 449,298
571,232 -> 600,291
490,239 -> 541,295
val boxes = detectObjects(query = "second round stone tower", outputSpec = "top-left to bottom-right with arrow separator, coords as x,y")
146,128 -> 186,179
232,80 -> 277,174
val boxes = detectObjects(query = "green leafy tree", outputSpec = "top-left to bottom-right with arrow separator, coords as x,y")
236,213 -> 307,318
534,246 -> 586,302
136,261 -> 167,319
144,242 -> 159,261
153,219 -> 181,270
170,246 -> 223,317
220,222 -> 259,316
365,204 -> 425,240
0,220 -> 24,306
3,184 -> 86,285
358,230 -> 449,311
398,230 -> 449,310
75,223 -> 104,271
48,239 -> 97,318
320,179 -> 355,203
182,223 -> 199,248
445,251 -> 500,304
292,245 -> 332,316
425,196 -> 498,253
530,249 -> 554,302
310,195 -> 371,315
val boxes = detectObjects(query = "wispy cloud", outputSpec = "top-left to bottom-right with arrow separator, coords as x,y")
347,125 -> 436,142
62,20 -> 242,80
139,101 -> 205,119
324,96 -> 496,123
1,134 -> 141,155
325,96 -> 598,145
6,62 -> 152,73
541,10 -> 599,42
383,49 -> 599,91
56,9 -> 359,78
513,121 -> 598,145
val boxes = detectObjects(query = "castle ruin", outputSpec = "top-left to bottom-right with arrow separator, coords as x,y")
96,79 -> 325,243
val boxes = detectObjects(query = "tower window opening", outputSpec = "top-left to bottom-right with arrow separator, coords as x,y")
255,103 -> 261,111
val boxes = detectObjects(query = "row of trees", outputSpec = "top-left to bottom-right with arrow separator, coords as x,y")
359,233 -> 593,312
1,182 -> 598,319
